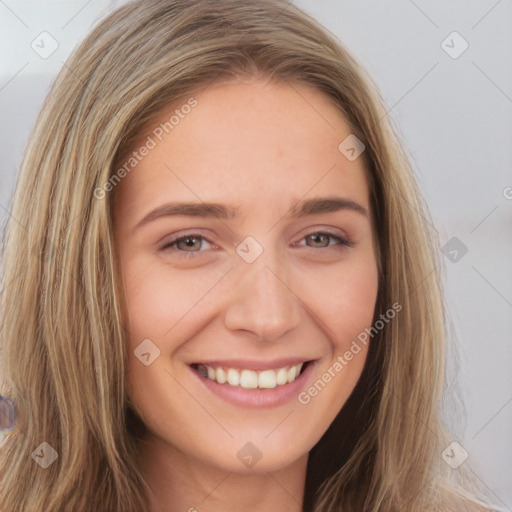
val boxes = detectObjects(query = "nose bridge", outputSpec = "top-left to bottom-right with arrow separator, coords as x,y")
223,245 -> 302,340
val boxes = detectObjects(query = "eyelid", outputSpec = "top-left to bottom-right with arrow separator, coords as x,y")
159,228 -> 353,255
159,232 -> 215,252
293,229 -> 352,248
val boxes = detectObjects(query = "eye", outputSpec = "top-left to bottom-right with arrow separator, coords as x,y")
159,230 -> 352,257
160,233 -> 214,254
299,231 -> 352,249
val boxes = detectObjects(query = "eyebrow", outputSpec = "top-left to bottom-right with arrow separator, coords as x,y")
135,196 -> 368,229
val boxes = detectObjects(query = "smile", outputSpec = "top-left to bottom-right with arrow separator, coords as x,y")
189,359 -> 316,408
194,362 -> 305,389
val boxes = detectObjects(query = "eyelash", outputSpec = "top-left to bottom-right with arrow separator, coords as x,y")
159,231 -> 353,257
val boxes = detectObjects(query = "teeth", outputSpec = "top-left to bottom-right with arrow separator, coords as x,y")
216,367 -> 226,384
287,365 -> 298,382
240,370 -> 258,389
276,367 -> 288,386
197,362 -> 304,389
258,370 -> 277,389
227,368 -> 239,386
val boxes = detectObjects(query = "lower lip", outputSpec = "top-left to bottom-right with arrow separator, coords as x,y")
190,362 -> 316,409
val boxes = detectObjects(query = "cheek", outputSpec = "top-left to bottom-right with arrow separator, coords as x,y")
121,255 -> 226,342
300,253 -> 379,347
331,272 -> 378,345
293,255 -> 378,421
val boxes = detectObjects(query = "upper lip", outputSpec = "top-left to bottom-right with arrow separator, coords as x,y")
190,358 -> 314,371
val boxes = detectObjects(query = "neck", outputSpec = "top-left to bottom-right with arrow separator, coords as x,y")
139,435 -> 307,512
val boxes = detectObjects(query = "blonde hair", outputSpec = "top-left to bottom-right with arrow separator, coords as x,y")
0,1 -> 498,510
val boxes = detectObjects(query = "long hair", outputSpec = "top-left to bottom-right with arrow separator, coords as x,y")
0,1 -> 497,510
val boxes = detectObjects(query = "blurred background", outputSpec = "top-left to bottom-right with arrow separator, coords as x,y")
1,0 -> 511,506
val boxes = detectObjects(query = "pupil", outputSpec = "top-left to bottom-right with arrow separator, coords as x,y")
310,234 -> 327,247
179,237 -> 200,251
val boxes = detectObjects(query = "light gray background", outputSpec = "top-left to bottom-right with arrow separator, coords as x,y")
1,0 -> 511,507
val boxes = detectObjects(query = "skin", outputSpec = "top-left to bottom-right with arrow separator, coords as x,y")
113,77 -> 379,512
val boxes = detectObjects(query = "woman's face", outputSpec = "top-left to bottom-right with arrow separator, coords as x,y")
113,78 -> 379,473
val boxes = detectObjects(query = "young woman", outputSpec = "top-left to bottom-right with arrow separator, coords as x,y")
0,1 -> 501,510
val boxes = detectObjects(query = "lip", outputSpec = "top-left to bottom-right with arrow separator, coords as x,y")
189,357 -> 310,371
189,360 -> 317,409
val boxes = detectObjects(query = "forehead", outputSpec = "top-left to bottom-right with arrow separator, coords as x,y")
114,78 -> 370,219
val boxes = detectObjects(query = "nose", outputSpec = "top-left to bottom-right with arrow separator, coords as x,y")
223,254 -> 302,342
